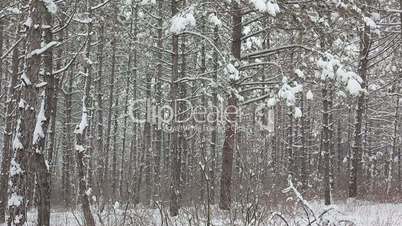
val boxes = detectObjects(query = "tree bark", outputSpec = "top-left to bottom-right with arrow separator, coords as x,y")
219,0 -> 241,210
349,25 -> 370,199
169,0 -> 181,216
74,1 -> 96,225
0,27 -> 19,224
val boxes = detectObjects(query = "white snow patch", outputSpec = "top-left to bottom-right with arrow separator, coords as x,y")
28,41 -> 60,58
42,0 -> 58,14
347,78 -> 364,96
140,0 -> 156,5
5,7 -> 21,14
12,120 -> 24,150
267,96 -> 277,107
295,68 -> 304,78
294,107 -> 302,118
208,14 -> 222,27
363,16 -> 377,29
33,96 -> 47,145
75,144 -> 85,153
169,8 -> 196,34
24,17 -> 33,28
250,0 -> 280,16
74,97 -> 88,135
8,193 -> 23,207
224,63 -> 240,81
278,77 -> 303,106
85,187 -> 92,196
10,159 -> 23,177
306,90 -> 314,100
21,71 -> 32,86
18,99 -> 26,109
73,13 -> 93,24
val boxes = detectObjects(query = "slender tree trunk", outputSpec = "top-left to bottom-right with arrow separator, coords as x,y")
112,96 -> 119,200
34,4 -> 56,224
219,0 -> 241,210
143,62 -> 152,206
349,25 -> 370,199
62,63 -> 74,207
0,27 -> 19,224
209,25 -> 219,205
104,12 -> 118,205
74,1 -> 96,224
120,69 -> 129,201
152,0 -> 164,205
322,82 -> 331,205
96,21 -> 105,200
390,89 -> 400,193
300,92 -> 308,190
126,1 -> 138,203
169,0 -> 181,216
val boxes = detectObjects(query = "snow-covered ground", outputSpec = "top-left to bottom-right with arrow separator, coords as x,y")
1,200 -> 401,225
303,200 -> 402,226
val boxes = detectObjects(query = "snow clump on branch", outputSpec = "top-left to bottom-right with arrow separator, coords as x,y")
169,7 -> 196,34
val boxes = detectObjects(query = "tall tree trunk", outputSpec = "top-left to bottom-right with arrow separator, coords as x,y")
62,63 -> 74,207
74,1 -> 96,225
209,25 -> 219,205
143,55 -> 152,206
219,0 -> 241,210
112,96 -> 119,200
0,27 -> 19,224
8,0 -> 45,224
96,21 -> 105,200
152,0 -> 164,205
349,25 -> 370,199
169,0 -> 181,216
126,1 -> 138,203
391,87 -> 400,193
322,82 -> 331,205
34,3 -> 56,224
300,92 -> 308,190
104,10 -> 118,205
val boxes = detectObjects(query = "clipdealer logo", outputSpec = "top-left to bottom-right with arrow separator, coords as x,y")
128,98 -> 274,132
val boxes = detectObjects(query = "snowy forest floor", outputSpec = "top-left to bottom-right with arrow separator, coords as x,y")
1,200 -> 401,226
